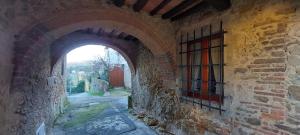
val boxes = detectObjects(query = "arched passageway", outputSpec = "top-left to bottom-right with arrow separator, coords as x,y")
8,4 -> 176,135
2,1 -> 299,135
51,44 -> 146,135
50,30 -> 137,74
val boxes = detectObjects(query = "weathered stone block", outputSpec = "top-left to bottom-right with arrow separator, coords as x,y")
296,66 -> 300,75
245,118 -> 261,126
261,110 -> 284,121
240,74 -> 259,80
252,68 -> 285,72
277,23 -> 287,33
254,96 -> 269,103
287,117 -> 300,125
261,41 -> 269,45
234,68 -> 248,74
274,124 -> 300,135
275,6 -> 296,15
295,105 -> 300,113
253,58 -> 285,64
288,85 -> 300,100
254,91 -> 285,98
264,29 -> 277,36
288,55 -> 300,66
288,45 -> 300,56
264,45 -> 285,51
270,38 -> 285,45
144,117 -> 159,126
247,64 -> 270,68
271,51 -> 285,57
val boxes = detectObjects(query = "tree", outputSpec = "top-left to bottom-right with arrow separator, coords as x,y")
91,56 -> 110,81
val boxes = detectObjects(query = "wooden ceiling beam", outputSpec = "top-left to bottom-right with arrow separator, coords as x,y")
113,0 -> 125,7
204,0 -> 231,11
171,0 -> 231,21
162,0 -> 196,19
150,0 -> 172,16
171,1 -> 209,21
133,0 -> 149,12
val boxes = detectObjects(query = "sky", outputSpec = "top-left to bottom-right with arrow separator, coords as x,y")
67,45 -> 106,63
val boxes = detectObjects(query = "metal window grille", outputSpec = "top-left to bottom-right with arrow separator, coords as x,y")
179,21 -> 226,114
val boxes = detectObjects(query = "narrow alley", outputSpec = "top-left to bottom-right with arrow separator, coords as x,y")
53,93 -> 157,135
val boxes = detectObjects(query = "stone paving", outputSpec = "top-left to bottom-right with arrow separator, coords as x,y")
52,93 -> 157,135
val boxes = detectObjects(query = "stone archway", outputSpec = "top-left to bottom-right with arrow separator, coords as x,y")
12,7 -> 176,88
50,31 -> 137,75
8,6 -> 177,135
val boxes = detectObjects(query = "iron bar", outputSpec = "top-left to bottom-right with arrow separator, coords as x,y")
178,21 -> 226,113
218,21 -> 223,114
221,21 -> 225,108
180,98 -> 225,112
191,30 -> 196,105
180,33 -> 184,102
180,79 -> 225,84
186,32 -> 189,103
181,31 -> 227,45
178,64 -> 226,67
199,27 -> 203,108
208,24 -> 212,111
179,45 -> 227,54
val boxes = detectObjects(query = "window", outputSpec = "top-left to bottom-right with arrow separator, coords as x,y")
179,22 -> 225,114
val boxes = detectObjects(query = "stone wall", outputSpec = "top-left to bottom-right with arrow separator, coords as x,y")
8,44 -> 67,135
2,0 -> 300,135
170,0 -> 300,134
132,45 -> 178,121
0,26 -> 14,135
0,0 -> 175,134
131,44 -> 231,135
0,1 -> 20,134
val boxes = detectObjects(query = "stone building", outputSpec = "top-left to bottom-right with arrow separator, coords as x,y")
0,0 -> 300,135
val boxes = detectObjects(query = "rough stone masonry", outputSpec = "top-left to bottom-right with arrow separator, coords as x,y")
170,0 -> 300,134
0,0 -> 299,135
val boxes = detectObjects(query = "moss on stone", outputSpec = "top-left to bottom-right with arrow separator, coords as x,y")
89,91 -> 105,96
63,98 -> 70,107
63,103 -> 110,128
109,88 -> 131,96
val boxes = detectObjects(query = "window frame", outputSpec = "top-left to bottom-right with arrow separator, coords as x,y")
179,22 -> 225,114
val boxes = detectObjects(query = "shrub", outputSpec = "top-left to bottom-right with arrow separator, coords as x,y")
72,80 -> 85,93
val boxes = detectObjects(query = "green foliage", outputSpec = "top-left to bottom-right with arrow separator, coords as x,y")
128,95 -> 132,109
63,103 -> 110,128
109,84 -> 114,90
72,81 -> 85,94
89,91 -> 105,97
63,98 -> 70,108
109,88 -> 131,96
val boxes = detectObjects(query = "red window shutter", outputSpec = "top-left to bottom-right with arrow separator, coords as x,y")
201,40 -> 209,96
